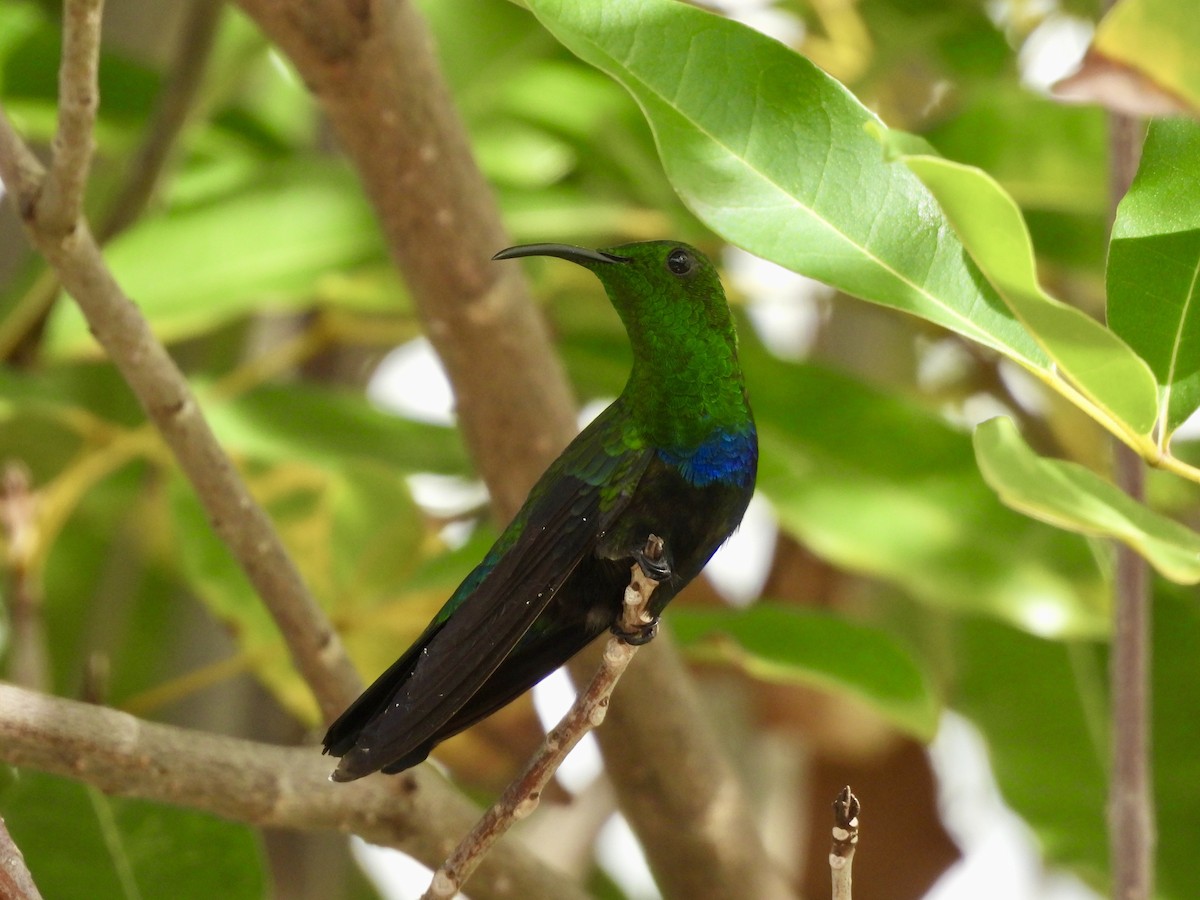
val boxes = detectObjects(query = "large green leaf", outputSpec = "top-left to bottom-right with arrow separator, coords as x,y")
1108,117 -> 1200,443
974,417 -> 1200,583
522,0 -> 1048,369
0,771 -> 264,900
903,154 -> 1159,441
671,605 -> 939,740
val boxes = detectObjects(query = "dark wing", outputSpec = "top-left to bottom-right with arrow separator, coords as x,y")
325,403 -> 651,780
377,554 -> 630,773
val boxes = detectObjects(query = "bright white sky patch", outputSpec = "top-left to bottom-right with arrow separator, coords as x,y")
369,337 -> 455,425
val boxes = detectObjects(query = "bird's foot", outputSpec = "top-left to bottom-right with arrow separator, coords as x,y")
632,535 -> 672,583
611,616 -> 660,645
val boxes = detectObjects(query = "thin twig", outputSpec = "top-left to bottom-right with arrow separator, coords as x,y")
829,786 -> 859,900
0,9 -> 362,722
1106,68 -> 1154,900
0,816 -> 44,900
422,536 -> 665,900
97,0 -> 223,242
0,0 -> 223,362
38,0 -> 104,237
0,464 -> 49,691
0,683 -> 587,900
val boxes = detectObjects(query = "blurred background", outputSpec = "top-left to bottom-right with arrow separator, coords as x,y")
1,0 -> 1196,898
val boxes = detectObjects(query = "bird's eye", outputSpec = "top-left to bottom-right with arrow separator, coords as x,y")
666,248 -> 694,276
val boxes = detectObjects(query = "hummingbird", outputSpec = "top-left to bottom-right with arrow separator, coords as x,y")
323,241 -> 757,781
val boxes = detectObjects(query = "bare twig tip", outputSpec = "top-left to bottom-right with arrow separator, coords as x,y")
831,785 -> 860,899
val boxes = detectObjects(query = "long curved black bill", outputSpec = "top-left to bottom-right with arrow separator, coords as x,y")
493,243 -> 630,265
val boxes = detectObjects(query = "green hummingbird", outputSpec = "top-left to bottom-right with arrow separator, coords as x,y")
323,241 -> 757,780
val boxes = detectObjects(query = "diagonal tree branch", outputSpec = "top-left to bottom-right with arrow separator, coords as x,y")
0,0 -> 361,724
234,0 -> 579,517
0,683 -> 585,900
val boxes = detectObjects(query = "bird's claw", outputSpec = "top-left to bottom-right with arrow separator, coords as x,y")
611,616 -> 660,645
632,539 -> 672,583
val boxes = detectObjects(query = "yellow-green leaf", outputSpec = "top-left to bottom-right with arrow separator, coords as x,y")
974,417 -> 1200,584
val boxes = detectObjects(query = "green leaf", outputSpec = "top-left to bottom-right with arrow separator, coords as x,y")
45,162 -> 388,356
205,383 -> 471,476
1108,117 -> 1200,442
522,0 -> 1049,369
1150,585 -> 1200,900
474,120 -> 576,188
952,587 -> 1200,896
950,617 -> 1109,886
903,154 -> 1159,440
671,605 -> 939,740
0,771 -> 265,900
974,417 -> 1200,583
1093,0 -> 1200,115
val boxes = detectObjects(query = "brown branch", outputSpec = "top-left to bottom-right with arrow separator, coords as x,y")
0,683 -> 586,900
1106,68 -> 1154,900
0,16 -> 361,720
233,0 -> 578,516
423,538 -> 664,900
829,786 -> 859,900
568,630 -> 795,899
38,0 -> 104,238
0,816 -> 43,900
0,464 -> 49,691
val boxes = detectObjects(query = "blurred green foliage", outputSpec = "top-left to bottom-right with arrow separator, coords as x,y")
1,0 -> 1199,897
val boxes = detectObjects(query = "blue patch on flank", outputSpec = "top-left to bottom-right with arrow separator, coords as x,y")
658,427 -> 757,487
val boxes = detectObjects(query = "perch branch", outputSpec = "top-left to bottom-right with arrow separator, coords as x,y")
0,3 -> 361,724
422,537 -> 665,900
0,683 -> 586,900
829,786 -> 859,900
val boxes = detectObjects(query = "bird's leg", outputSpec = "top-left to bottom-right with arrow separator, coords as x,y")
612,535 -> 667,645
